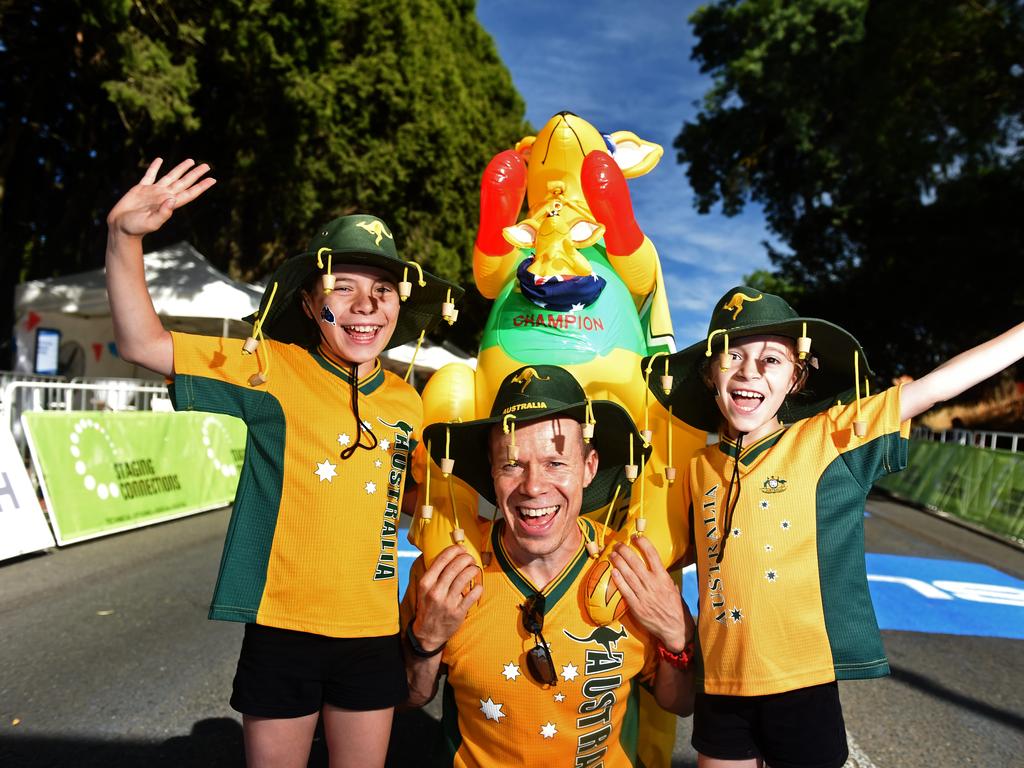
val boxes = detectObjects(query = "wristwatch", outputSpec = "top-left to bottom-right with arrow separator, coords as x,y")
405,618 -> 445,658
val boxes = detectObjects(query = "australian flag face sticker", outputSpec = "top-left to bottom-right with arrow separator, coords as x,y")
320,305 -> 337,326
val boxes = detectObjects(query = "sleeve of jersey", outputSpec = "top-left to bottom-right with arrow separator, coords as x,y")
170,332 -> 262,420
830,384 -> 911,488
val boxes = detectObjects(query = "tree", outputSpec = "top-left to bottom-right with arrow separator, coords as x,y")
0,0 -> 527,364
675,0 -> 1024,391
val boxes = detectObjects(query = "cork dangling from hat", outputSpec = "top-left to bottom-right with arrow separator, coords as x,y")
421,365 -> 651,516
242,215 -> 465,356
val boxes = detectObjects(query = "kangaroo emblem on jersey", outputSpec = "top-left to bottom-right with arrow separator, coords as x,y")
563,625 -> 628,656
722,291 -> 763,320
356,219 -> 393,246
510,367 -> 551,393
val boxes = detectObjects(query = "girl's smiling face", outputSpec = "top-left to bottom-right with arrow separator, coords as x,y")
711,335 -> 802,443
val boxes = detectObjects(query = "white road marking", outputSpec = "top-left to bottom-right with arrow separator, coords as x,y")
844,730 -> 880,768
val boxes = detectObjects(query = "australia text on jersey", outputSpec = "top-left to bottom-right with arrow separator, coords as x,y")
702,484 -> 728,624
571,624 -> 630,768
374,417 -> 413,580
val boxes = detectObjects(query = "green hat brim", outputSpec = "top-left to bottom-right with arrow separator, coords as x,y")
645,317 -> 871,433
244,250 -> 463,351
423,400 -> 650,515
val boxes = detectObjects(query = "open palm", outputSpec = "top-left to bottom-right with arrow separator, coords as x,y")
107,158 -> 216,238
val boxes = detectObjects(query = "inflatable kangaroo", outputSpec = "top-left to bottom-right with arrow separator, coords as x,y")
411,112 -> 703,624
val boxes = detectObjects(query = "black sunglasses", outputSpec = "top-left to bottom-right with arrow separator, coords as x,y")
520,592 -> 557,686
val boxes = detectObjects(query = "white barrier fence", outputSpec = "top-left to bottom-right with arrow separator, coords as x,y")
1,375 -> 170,460
912,426 -> 1023,453
0,372 -> 245,560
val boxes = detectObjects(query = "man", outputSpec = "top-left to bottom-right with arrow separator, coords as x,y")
401,365 -> 695,767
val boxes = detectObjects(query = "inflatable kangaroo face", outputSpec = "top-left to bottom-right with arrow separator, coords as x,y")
502,196 -> 605,279
516,112 -> 664,215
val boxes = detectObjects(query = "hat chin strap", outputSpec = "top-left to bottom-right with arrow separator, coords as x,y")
717,431 -> 744,563
308,311 -> 380,460
341,362 -> 379,460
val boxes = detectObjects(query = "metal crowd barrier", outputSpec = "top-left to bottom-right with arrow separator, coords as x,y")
912,426 -> 1022,453
1,375 -> 170,460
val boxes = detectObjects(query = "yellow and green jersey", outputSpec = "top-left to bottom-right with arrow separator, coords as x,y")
402,519 -> 657,768
689,386 -> 909,696
171,333 -> 421,638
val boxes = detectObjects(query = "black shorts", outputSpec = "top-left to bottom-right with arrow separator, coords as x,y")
691,681 -> 849,768
230,623 -> 409,718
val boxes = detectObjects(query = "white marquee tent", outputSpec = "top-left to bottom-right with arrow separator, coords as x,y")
14,242 -> 264,379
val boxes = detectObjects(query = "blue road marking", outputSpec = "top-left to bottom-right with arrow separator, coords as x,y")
398,536 -> 1022,640
865,553 -> 1024,639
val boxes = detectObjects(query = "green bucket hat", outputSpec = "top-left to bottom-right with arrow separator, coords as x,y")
422,365 -> 652,515
644,286 -> 871,432
245,214 -> 464,350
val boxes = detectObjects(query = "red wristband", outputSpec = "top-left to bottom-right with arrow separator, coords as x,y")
657,641 -> 695,670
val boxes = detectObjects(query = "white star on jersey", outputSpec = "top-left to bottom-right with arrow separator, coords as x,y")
540,722 -> 557,738
501,663 -> 521,681
480,697 -> 506,722
379,438 -> 391,452
561,662 -> 579,682
553,692 -> 566,703
374,459 -> 383,468
337,433 -> 351,447
314,460 -> 337,482
365,481 -> 377,495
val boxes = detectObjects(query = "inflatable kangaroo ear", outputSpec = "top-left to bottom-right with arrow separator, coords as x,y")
502,222 -> 538,249
606,130 -> 663,178
514,135 -> 536,163
569,220 -> 605,250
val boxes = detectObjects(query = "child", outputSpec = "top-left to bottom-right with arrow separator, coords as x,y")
643,285 -> 1023,768
105,158 -> 462,768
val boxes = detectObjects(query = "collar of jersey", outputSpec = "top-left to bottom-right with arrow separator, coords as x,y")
717,427 -> 787,466
492,517 -> 596,614
310,345 -> 384,394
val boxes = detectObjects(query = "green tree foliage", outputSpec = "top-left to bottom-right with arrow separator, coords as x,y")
0,0 -> 527,363
677,0 -> 1024,388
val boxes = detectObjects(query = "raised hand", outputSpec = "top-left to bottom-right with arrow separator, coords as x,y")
610,534 -> 693,653
107,158 -> 216,239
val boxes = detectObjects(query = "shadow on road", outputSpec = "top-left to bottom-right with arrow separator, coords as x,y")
890,664 -> 1024,732
0,709 -> 444,767
0,717 -> 245,767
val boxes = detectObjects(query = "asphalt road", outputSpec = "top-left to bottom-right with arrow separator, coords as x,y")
0,494 -> 1021,767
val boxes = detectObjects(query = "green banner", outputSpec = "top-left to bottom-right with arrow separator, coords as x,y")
22,410 -> 247,544
876,439 -> 1024,540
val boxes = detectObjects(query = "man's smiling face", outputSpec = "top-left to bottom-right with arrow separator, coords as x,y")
490,417 -> 597,567
711,335 -> 802,443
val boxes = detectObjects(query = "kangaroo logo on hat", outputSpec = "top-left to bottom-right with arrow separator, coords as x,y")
722,291 -> 763,320
356,219 -> 393,246
510,366 -> 551,393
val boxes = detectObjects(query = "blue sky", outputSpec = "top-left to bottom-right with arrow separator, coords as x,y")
476,0 -> 777,346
